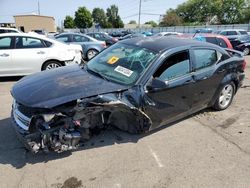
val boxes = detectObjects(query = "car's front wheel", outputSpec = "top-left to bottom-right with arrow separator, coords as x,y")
243,47 -> 250,56
213,82 -> 235,110
87,49 -> 98,60
42,61 -> 62,70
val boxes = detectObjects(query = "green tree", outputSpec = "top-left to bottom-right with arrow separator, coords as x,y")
74,7 -> 93,28
129,20 -> 137,24
174,0 -> 250,24
92,8 -> 108,28
145,20 -> 157,27
160,9 -> 182,26
106,5 -> 124,28
64,16 -> 75,28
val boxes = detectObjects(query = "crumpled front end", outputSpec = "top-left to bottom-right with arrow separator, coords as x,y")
11,91 -> 152,153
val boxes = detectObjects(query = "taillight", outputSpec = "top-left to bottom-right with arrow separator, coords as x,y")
242,59 -> 247,71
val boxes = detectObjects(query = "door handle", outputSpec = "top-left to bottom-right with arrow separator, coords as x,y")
0,53 -> 9,57
37,51 -> 45,54
202,76 -> 208,80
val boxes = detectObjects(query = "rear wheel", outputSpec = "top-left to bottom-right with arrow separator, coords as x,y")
243,47 -> 249,56
213,82 -> 235,110
87,49 -> 98,60
42,61 -> 62,70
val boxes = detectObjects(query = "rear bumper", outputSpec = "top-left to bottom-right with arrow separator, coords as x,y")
238,72 -> 245,88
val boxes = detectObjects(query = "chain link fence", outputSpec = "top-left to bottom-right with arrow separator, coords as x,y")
64,23 -> 250,34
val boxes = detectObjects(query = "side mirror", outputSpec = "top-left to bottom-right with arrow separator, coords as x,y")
146,77 -> 168,91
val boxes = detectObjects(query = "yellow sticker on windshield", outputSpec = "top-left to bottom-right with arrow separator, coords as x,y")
108,56 -> 119,64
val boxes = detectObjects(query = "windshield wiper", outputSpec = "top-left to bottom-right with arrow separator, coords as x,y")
85,65 -> 110,82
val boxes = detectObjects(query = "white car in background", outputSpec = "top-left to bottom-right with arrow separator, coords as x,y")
0,27 -> 21,34
156,32 -> 182,36
0,33 -> 82,76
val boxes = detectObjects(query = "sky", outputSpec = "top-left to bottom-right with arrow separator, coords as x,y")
0,0 -> 186,26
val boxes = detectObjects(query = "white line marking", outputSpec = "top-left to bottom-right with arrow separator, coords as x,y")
149,146 -> 164,168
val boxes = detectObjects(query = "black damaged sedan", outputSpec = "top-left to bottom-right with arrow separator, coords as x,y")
11,37 -> 246,153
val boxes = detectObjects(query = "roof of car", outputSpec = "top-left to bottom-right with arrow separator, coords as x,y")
220,29 -> 247,31
0,27 -> 18,30
120,36 -> 218,53
195,33 -> 228,38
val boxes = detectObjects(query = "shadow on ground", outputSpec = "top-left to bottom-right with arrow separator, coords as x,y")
0,109 -> 213,169
0,76 -> 23,82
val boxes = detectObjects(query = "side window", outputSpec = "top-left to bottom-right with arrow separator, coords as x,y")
217,38 -> 228,48
15,37 -> 45,49
8,30 -> 17,33
227,31 -> 237,35
56,35 -> 69,42
154,51 -> 190,81
220,31 -> 227,36
205,37 -> 218,45
0,37 -> 12,49
94,33 -> 102,40
73,35 -> 89,42
0,29 -> 5,34
193,49 -> 217,70
43,40 -> 53,47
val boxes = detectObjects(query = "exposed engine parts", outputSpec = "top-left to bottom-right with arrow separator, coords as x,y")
13,93 -> 152,153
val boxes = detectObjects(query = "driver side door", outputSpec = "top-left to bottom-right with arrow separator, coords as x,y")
143,50 -> 195,130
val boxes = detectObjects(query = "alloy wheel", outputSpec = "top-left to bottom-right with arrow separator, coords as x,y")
218,84 -> 233,108
45,63 -> 61,70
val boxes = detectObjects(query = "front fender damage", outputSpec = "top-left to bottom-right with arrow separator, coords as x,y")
19,90 -> 152,153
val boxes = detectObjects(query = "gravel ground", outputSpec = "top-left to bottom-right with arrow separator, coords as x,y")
0,56 -> 249,188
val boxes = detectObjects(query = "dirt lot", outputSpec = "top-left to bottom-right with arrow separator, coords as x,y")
0,56 -> 250,188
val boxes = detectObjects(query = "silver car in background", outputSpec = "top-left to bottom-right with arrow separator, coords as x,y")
0,33 -> 82,77
55,33 -> 107,60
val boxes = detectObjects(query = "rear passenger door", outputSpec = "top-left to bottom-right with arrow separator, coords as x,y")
11,36 -> 49,74
190,48 -> 225,110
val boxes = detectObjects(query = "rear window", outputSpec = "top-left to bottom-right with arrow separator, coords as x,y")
217,38 -> 228,48
239,31 -> 248,35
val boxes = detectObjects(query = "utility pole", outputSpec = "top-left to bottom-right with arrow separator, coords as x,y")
38,0 -> 40,15
138,0 -> 142,28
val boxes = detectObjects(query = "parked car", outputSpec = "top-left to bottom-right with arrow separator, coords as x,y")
119,33 -> 146,40
142,31 -> 153,36
218,29 -> 248,40
194,34 -> 233,49
0,33 -> 82,76
31,29 -> 47,35
195,28 -> 213,33
55,33 -> 106,60
232,35 -> 250,55
0,27 -> 21,34
87,32 -> 118,46
156,32 -> 182,36
109,31 -> 124,38
11,37 -> 245,153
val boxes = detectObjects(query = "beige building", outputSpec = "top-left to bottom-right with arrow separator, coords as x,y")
14,15 -> 56,33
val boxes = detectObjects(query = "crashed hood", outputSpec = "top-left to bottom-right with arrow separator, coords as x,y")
11,65 -> 128,108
